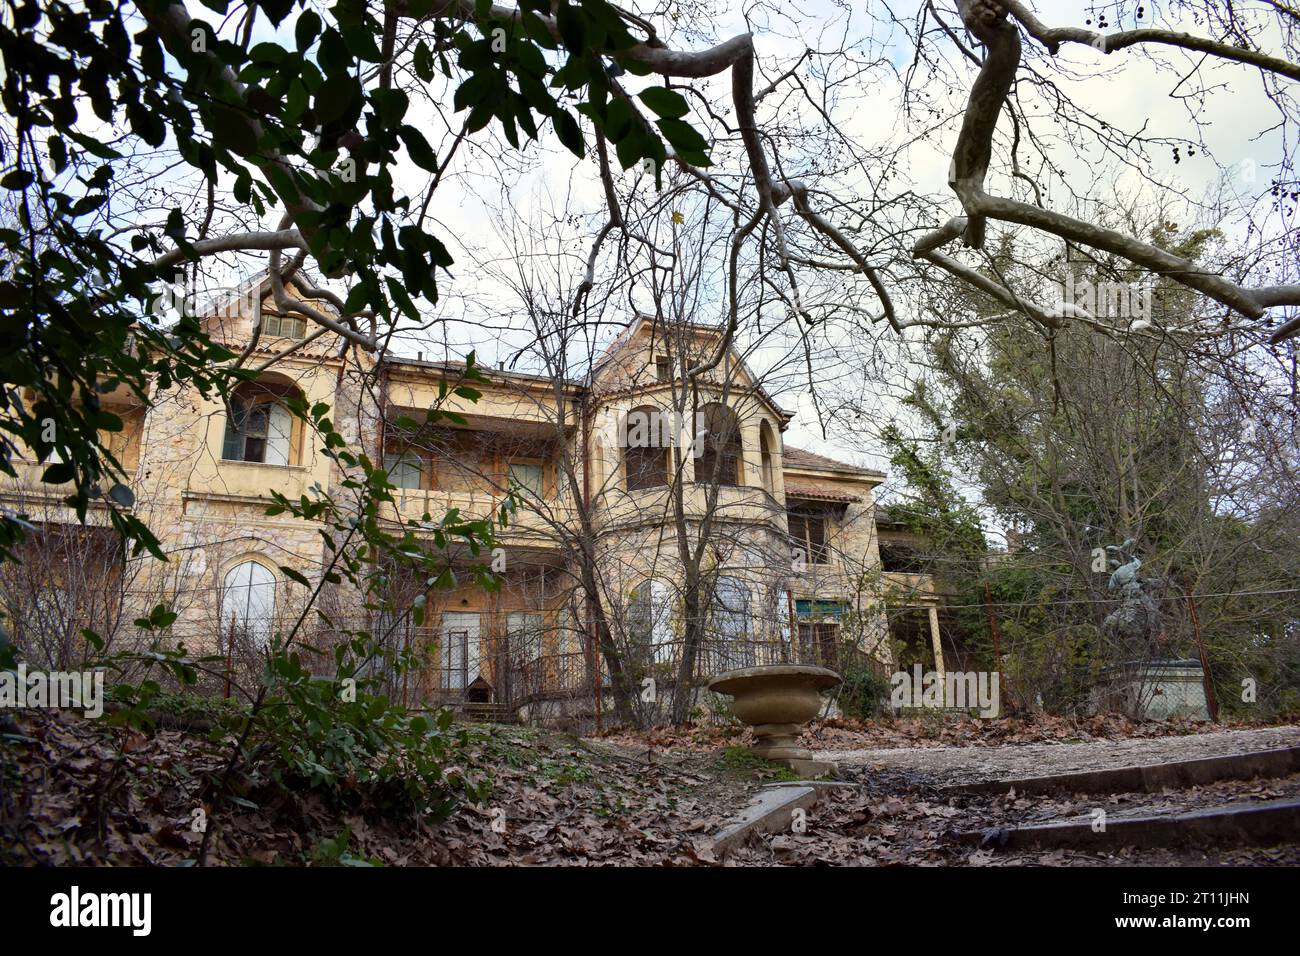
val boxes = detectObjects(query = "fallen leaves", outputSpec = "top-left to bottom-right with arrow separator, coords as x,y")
597,712 -> 1223,756
0,709 -> 747,867
5,708 -> 1295,868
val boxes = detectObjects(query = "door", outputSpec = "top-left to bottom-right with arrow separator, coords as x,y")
440,612 -> 481,690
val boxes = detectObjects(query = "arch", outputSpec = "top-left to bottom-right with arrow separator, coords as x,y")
222,377 -> 305,465
628,577 -> 675,664
696,403 -> 741,487
221,558 -> 277,649
759,420 -> 777,493
622,404 -> 670,490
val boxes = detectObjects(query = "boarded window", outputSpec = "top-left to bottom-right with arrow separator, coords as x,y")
507,461 -> 544,496
506,611 -> 545,662
628,579 -> 674,665
712,576 -> 754,669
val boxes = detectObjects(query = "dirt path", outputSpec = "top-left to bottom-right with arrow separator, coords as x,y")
819,724 -> 1300,785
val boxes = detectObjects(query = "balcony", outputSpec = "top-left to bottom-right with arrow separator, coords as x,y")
387,487 -> 573,548
597,481 -> 782,529
881,570 -> 942,604
187,459 -> 314,503
0,458 -> 137,520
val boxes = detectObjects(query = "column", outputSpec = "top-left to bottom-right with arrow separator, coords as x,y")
928,605 -> 945,706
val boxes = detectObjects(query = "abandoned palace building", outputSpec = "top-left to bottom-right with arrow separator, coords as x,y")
1,277 -> 955,722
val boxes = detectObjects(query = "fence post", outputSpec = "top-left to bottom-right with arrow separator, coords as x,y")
224,614 -> 236,700
983,582 -> 1011,713
1184,579 -> 1219,721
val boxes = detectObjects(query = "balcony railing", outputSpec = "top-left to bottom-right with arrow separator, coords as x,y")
387,487 -> 572,540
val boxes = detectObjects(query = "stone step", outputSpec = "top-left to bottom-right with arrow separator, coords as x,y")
953,797 -> 1300,850
459,702 -> 519,724
943,746 -> 1300,797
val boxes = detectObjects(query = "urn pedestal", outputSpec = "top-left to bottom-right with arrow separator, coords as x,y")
708,665 -> 841,777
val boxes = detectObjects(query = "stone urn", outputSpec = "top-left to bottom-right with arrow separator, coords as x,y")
708,664 -> 841,776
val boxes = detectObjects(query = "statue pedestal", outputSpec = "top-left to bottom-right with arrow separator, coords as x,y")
1092,659 -> 1210,721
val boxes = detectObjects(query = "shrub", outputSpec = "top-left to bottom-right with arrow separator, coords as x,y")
246,649 -> 483,818
837,659 -> 893,718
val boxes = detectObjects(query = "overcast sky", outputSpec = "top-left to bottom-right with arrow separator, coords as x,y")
156,1 -> 1294,480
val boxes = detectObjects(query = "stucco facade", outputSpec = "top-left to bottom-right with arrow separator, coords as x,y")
2,285 -> 947,720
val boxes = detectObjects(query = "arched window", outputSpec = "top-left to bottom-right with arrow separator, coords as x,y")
623,405 -> 670,490
222,380 -> 299,465
222,560 -> 276,649
759,421 -> 776,493
628,578 -> 674,664
696,403 -> 741,487
711,575 -> 754,670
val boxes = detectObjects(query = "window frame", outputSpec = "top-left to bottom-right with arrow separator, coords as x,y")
223,395 -> 294,465
797,620 -> 840,668
384,451 -> 430,490
788,509 -> 830,565
260,310 -> 307,340
221,559 -> 277,650
622,405 -> 670,490
506,611 -> 546,663
695,403 -> 742,487
506,460 -> 546,497
222,383 -> 299,466
628,579 -> 675,665
711,575 -> 754,669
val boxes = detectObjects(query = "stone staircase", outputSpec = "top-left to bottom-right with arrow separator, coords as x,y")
458,701 -> 520,725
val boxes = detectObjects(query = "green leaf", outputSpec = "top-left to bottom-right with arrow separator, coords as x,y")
295,10 -> 322,50
256,0 -> 295,26
280,565 -> 312,587
520,10 -> 558,50
128,101 -> 167,147
64,129 -> 122,160
414,40 -> 435,82
657,117 -> 709,154
552,110 -> 584,158
556,4 -> 586,54
314,74 -> 363,128
398,125 -> 439,172
639,87 -> 689,120
108,483 -> 135,508
248,41 -> 286,64
1,170 -> 34,190
206,104 -> 258,157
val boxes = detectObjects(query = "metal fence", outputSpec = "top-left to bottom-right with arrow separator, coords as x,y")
32,607 -> 887,728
